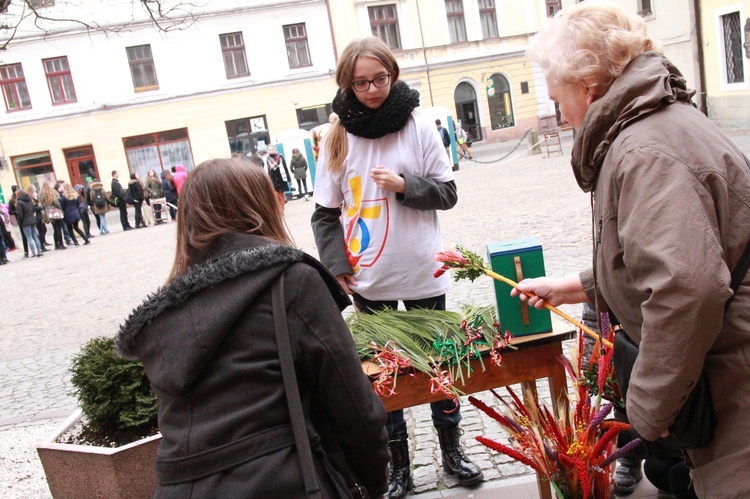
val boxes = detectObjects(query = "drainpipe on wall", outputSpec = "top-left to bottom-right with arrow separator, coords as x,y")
415,0 -> 435,107
690,0 -> 708,116
325,0 -> 338,64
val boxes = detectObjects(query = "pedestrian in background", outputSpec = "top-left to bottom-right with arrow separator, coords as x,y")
161,169 -> 178,222
456,121 -> 473,160
311,36 -> 480,499
172,164 -> 188,195
0,203 -> 16,253
264,144 -> 291,211
15,185 -> 43,258
9,188 -> 28,257
116,158 -> 390,498
290,147 -> 309,199
516,3 -> 750,497
61,184 -> 90,246
75,184 -> 94,239
88,179 -> 110,235
145,169 -> 165,224
128,173 -> 146,229
40,182 -> 66,250
111,171 -> 132,231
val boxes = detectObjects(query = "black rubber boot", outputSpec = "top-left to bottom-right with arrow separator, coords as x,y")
437,426 -> 484,486
614,457 -> 643,495
387,439 -> 413,499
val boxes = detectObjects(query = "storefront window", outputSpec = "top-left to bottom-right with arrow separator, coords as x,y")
13,151 -> 56,191
487,73 -> 515,129
123,128 -> 194,180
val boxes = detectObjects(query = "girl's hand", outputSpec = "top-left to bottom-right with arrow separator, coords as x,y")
337,273 -> 358,295
370,165 -> 405,193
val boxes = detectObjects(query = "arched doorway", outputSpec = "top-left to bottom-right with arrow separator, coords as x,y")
454,82 -> 482,143
487,74 -> 515,129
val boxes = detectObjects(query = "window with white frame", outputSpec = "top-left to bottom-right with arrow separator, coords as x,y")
283,24 -> 312,69
43,56 -> 77,104
220,32 -> 249,78
445,0 -> 467,43
546,0 -> 561,17
721,11 -> 745,84
126,44 -> 159,91
637,0 -> 652,17
369,5 -> 401,50
123,128 -> 194,180
478,0 -> 498,38
0,63 -> 31,111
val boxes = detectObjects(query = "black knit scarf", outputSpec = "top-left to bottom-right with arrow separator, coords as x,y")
332,80 -> 420,139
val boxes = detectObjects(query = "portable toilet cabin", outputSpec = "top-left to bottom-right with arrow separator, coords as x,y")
272,129 -> 316,198
419,106 -> 459,171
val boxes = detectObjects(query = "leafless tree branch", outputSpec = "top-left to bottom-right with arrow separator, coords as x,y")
0,0 -> 202,52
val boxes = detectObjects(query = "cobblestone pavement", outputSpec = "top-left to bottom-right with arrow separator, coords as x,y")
2,129 -> 748,498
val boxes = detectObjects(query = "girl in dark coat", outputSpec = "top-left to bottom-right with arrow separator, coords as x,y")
60,184 -> 90,246
161,170 -> 178,222
15,185 -> 43,258
128,173 -> 146,228
116,158 -> 389,498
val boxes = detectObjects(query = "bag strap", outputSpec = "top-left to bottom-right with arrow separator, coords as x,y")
726,154 -> 750,306
272,276 -> 322,498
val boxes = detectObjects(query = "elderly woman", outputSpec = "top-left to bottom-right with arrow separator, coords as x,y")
513,3 -> 750,497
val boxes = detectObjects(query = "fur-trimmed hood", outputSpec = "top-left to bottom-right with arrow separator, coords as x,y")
116,234 -> 349,394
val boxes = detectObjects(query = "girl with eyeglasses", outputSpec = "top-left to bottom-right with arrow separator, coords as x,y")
311,36 -> 482,499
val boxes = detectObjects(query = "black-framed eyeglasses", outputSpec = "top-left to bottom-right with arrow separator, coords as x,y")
352,73 -> 391,92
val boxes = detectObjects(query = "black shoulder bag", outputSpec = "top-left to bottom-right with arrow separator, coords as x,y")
272,276 -> 323,498
613,237 -> 750,450
272,276 -> 369,499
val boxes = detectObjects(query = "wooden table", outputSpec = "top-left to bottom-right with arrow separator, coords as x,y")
364,323 -> 575,499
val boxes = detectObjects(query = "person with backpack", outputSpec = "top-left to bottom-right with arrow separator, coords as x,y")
435,119 -> 451,157
88,179 -> 110,235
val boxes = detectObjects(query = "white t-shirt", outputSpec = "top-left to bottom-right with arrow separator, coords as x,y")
314,112 -> 454,301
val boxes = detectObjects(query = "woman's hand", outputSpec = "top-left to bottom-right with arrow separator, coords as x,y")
337,273 -> 358,295
370,165 -> 405,193
510,274 -> 588,309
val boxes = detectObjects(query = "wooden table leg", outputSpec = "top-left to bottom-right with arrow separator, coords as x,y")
521,380 -> 554,499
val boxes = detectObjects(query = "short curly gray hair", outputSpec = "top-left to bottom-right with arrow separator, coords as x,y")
528,1 -> 660,96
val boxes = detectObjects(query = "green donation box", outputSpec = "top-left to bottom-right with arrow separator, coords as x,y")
486,237 -> 553,337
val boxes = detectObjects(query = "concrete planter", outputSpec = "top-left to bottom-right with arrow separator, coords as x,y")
36,409 -> 161,498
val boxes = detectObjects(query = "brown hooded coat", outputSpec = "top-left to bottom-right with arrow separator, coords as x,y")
575,53 -> 750,498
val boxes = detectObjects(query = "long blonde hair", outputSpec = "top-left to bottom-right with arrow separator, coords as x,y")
63,184 -> 78,200
528,1 -> 659,96
169,158 -> 293,281
40,182 -> 57,205
325,37 -> 400,175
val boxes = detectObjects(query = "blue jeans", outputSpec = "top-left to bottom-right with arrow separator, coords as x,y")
98,213 -> 109,234
352,293 -> 462,440
22,225 -> 41,256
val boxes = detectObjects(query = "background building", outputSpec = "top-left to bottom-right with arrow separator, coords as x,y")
0,0 -> 748,203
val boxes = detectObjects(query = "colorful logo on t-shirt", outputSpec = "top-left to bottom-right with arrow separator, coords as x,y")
344,175 -> 389,272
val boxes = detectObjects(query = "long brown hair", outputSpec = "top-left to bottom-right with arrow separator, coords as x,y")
325,36 -> 400,175
168,158 -> 292,281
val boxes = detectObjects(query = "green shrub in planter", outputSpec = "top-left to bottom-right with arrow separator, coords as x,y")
69,336 -> 158,446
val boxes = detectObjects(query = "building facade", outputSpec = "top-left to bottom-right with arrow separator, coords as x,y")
0,0 -> 565,199
1,0 -> 747,202
700,0 -> 750,127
